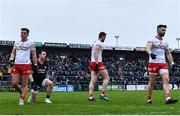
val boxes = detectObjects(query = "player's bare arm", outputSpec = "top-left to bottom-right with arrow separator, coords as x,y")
165,49 -> 174,64
31,44 -> 37,65
146,42 -> 152,54
94,45 -> 100,64
146,42 -> 156,59
10,47 -> 16,60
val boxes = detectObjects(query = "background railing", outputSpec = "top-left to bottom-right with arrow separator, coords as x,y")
0,75 -> 179,92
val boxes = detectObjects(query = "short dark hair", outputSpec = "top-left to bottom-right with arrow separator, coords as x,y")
157,24 -> 167,29
40,50 -> 46,54
99,32 -> 106,38
21,28 -> 30,33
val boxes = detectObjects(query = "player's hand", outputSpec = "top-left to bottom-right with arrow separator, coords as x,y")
9,58 -> 14,68
150,53 -> 157,59
170,62 -> 175,72
33,64 -> 38,73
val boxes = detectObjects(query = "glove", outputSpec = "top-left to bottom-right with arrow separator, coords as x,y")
9,58 -> 14,68
170,62 -> 175,72
150,53 -> 157,59
32,64 -> 38,73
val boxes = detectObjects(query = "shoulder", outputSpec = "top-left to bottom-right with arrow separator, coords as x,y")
27,40 -> 34,46
96,40 -> 103,46
44,61 -> 48,66
147,38 -> 158,44
15,41 -> 21,45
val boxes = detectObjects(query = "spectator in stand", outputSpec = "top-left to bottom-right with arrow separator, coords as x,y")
1,50 -> 180,89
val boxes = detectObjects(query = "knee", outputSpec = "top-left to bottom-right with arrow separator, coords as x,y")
164,78 -> 170,84
47,81 -> 53,87
104,76 -> 110,81
91,78 -> 97,84
22,83 -> 27,87
92,79 -> 97,84
89,84 -> 94,90
148,81 -> 154,86
12,82 -> 18,87
104,74 -> 110,81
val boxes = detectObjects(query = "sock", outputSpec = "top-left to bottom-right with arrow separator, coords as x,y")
101,91 -> 105,96
165,93 -> 171,101
21,96 -> 25,101
18,85 -> 22,94
89,93 -> 93,97
147,96 -> 152,100
46,95 -> 50,99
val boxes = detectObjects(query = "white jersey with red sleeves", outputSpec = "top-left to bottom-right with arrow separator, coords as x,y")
14,40 -> 35,64
91,40 -> 103,62
148,37 -> 169,63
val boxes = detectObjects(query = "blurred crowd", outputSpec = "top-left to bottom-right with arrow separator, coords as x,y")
0,51 -> 180,88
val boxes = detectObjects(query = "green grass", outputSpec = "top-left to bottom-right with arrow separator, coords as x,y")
0,90 -> 180,115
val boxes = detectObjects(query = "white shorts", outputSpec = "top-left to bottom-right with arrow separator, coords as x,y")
159,69 -> 169,75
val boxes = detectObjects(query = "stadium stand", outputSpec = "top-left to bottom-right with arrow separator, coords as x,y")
0,40 -> 180,91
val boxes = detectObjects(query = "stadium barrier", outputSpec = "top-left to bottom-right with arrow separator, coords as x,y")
0,75 -> 179,92
52,85 -> 75,92
0,81 -> 175,92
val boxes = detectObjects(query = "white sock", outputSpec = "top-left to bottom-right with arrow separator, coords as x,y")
166,97 -> 171,101
89,96 -> 94,99
101,94 -> 105,96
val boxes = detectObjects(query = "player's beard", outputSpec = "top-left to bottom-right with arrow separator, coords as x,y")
159,33 -> 165,37
43,57 -> 47,61
101,39 -> 105,42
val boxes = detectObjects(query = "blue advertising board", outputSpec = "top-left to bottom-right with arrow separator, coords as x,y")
53,85 -> 75,92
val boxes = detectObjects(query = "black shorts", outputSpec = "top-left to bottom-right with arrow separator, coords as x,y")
32,75 -> 46,91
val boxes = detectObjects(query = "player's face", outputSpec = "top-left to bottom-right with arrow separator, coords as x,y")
101,35 -> 106,42
40,52 -> 46,60
21,30 -> 29,40
157,27 -> 166,37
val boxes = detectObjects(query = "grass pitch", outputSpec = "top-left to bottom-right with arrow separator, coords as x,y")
0,90 -> 180,115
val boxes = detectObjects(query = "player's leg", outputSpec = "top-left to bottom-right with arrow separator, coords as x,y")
12,74 -> 22,95
19,75 -> 29,105
147,63 -> 158,104
12,65 -> 22,95
42,79 -> 53,103
160,69 -> 178,104
161,71 -> 170,100
88,71 -> 98,101
28,87 -> 39,103
147,74 -> 157,104
29,74 -> 34,88
19,65 -> 32,105
99,69 -> 110,101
